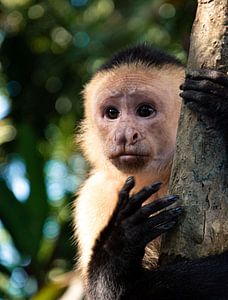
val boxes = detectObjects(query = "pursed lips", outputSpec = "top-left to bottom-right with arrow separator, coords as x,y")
110,152 -> 149,158
110,152 -> 149,164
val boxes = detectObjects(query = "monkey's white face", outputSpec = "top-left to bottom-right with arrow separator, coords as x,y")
84,64 -> 184,174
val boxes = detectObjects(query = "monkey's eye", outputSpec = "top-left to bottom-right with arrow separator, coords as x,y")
136,104 -> 156,118
104,106 -> 120,119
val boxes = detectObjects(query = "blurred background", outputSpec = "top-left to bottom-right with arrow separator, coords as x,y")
0,0 -> 196,299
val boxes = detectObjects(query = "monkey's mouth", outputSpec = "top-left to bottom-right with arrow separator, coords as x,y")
110,152 -> 150,172
111,152 -> 149,160
118,153 -> 148,160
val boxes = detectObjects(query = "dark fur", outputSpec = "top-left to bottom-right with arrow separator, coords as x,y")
97,43 -> 183,72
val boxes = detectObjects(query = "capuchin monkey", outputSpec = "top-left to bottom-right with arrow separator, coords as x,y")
74,44 -> 228,299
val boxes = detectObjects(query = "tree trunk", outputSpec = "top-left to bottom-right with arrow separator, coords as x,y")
161,0 -> 228,261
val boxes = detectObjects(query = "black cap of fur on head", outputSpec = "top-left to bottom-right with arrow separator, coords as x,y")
97,43 -> 183,72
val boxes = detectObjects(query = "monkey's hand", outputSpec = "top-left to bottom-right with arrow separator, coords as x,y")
180,69 -> 228,138
87,176 -> 183,299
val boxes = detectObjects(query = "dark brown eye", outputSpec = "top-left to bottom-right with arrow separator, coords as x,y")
104,107 -> 120,119
136,104 -> 156,118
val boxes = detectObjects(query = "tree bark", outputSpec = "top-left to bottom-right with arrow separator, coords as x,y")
161,0 -> 228,261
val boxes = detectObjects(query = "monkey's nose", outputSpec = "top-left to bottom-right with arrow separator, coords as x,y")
115,127 -> 141,146
125,127 -> 142,145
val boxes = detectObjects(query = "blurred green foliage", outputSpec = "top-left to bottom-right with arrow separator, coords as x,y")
0,0 -> 196,299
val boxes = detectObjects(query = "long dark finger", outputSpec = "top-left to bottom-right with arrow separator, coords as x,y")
109,177 -> 135,226
131,182 -> 162,206
180,79 -> 227,98
122,176 -> 135,192
141,208 -> 183,245
147,207 -> 183,228
180,90 -> 222,117
144,220 -> 178,244
117,176 -> 135,211
134,219 -> 179,248
122,182 -> 162,217
180,90 -> 222,104
129,195 -> 179,224
186,69 -> 228,87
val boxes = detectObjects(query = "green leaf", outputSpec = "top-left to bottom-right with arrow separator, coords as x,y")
0,180 -> 31,255
17,124 -> 50,259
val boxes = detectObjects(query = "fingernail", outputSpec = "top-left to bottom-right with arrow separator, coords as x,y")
150,182 -> 162,189
126,176 -> 134,183
164,221 -> 177,229
125,176 -> 135,189
167,195 -> 179,202
174,207 -> 183,214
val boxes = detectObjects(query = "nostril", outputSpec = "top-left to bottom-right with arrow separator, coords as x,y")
133,133 -> 138,141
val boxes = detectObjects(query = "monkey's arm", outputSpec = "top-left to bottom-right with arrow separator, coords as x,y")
180,69 -> 228,144
87,177 -> 228,300
127,251 -> 228,300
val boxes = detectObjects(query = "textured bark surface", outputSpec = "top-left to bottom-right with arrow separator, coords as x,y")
161,0 -> 228,260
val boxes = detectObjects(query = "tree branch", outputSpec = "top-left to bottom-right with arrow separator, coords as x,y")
161,0 -> 228,261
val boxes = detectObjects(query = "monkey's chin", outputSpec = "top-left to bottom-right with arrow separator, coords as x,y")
111,155 -> 149,174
